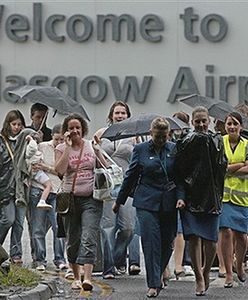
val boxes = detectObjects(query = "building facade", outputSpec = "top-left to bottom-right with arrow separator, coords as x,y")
0,0 -> 247,134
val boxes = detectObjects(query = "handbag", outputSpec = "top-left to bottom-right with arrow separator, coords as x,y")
56,147 -> 83,215
93,146 -> 123,201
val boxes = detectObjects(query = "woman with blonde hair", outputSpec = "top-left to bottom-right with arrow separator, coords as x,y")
113,117 -> 185,298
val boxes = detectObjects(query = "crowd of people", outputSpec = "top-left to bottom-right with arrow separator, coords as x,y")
0,100 -> 247,298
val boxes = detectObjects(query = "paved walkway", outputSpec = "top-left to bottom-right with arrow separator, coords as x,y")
3,220 -> 248,299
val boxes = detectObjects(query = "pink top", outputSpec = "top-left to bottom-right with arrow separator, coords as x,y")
56,139 -> 96,197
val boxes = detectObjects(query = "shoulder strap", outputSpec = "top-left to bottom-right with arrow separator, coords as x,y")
98,144 -> 119,167
71,146 -> 83,193
0,134 -> 14,161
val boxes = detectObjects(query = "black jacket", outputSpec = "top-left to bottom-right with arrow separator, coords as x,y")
175,131 -> 227,215
27,124 -> 52,142
0,135 -> 15,205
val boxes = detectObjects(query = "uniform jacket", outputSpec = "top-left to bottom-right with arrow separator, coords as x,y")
116,140 -> 185,212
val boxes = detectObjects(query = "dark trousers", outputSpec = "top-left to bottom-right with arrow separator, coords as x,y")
136,208 -> 177,288
63,195 -> 103,265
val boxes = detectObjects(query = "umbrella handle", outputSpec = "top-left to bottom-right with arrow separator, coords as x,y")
38,110 -> 49,132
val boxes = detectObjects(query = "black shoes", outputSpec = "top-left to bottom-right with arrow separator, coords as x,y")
146,288 -> 161,298
224,282 -> 233,288
174,269 -> 185,280
237,274 -> 246,283
129,265 -> 141,275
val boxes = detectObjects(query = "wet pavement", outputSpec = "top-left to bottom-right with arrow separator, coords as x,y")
3,220 -> 248,299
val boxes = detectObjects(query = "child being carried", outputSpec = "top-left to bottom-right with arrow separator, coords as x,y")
26,135 -> 52,210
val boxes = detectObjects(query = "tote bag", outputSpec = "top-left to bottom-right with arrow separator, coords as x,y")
93,146 -> 123,201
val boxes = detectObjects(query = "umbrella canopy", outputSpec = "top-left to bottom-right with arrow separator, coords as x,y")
101,113 -> 189,141
9,85 -> 90,121
180,94 -> 248,129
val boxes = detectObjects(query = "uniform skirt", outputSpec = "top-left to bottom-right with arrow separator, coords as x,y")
180,209 -> 220,242
219,202 -> 248,234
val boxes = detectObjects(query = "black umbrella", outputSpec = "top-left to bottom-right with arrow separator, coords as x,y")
9,85 -> 90,121
180,94 -> 248,129
101,113 -> 189,141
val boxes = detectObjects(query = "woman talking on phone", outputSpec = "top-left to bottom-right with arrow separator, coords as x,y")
55,113 -> 105,291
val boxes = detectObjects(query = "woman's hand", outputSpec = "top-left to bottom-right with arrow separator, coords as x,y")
25,134 -> 33,142
92,135 -> 100,153
112,202 -> 120,214
64,131 -> 72,147
176,199 -> 185,209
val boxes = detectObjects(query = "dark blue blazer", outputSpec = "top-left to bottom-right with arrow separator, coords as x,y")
116,140 -> 185,212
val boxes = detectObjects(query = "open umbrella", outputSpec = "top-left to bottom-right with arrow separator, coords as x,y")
180,94 -> 248,129
101,113 -> 189,141
9,85 -> 90,121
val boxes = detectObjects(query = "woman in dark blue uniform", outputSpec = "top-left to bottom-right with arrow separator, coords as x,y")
113,117 -> 185,298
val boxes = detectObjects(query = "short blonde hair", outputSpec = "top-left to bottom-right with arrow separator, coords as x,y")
192,106 -> 209,119
151,117 -> 170,131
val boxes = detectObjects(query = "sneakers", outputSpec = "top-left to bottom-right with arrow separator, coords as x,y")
10,257 -> 23,265
103,273 -> 115,279
57,263 -> 68,271
36,264 -> 46,271
115,266 -> 126,275
184,265 -> 194,276
36,200 -> 53,210
129,265 -> 141,275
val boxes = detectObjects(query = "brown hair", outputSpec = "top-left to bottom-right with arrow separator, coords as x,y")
234,103 -> 248,117
30,103 -> 48,116
62,113 -> 88,137
107,101 -> 131,124
225,112 -> 243,126
1,110 -> 26,139
173,111 -> 190,125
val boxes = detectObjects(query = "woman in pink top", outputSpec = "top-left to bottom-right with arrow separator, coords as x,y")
55,113 -> 104,291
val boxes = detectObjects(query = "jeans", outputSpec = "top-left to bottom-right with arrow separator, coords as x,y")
128,216 -> 140,267
0,199 -> 26,259
137,208 -> 177,288
100,197 -> 135,275
29,187 -> 66,267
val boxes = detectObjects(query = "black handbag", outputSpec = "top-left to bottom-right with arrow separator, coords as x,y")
56,191 -> 74,215
56,147 -> 83,215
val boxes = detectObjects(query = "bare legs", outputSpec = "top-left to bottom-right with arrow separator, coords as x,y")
203,240 -> 216,291
189,236 -> 217,294
189,236 -> 204,294
71,263 -> 81,281
221,228 -> 247,285
83,263 -> 94,283
216,233 -> 226,276
174,233 -> 185,274
220,228 -> 234,285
